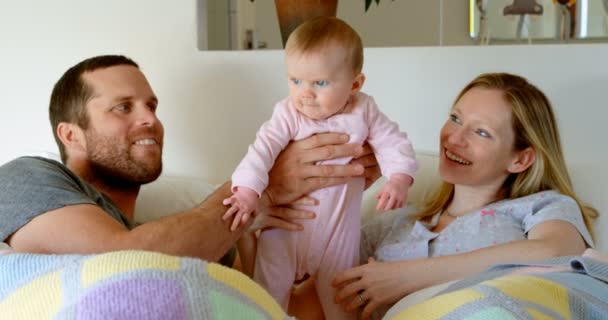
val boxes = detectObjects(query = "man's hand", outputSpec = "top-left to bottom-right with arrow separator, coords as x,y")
249,206 -> 316,233
261,133 -> 366,207
351,143 -> 381,190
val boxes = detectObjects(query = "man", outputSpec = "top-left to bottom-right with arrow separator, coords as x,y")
0,55 -> 378,262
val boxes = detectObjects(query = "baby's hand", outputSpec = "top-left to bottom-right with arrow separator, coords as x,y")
222,187 -> 259,231
375,174 -> 412,211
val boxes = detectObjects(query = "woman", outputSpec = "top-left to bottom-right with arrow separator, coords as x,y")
332,72 -> 598,319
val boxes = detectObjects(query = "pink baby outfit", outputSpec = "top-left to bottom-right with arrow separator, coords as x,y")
231,92 -> 417,319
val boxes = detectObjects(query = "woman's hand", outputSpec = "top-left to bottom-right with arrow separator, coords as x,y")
333,258 -> 417,320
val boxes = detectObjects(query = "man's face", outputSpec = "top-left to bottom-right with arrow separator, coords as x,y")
81,65 -> 164,186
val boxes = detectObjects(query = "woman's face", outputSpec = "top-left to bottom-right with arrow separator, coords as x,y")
439,87 -> 522,189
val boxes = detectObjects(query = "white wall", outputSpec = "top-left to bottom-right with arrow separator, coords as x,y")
1,0 -> 607,249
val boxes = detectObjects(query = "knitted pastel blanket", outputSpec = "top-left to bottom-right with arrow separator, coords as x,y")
0,250 -> 293,320
389,255 -> 608,320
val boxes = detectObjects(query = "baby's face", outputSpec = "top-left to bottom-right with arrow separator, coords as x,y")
286,45 -> 360,120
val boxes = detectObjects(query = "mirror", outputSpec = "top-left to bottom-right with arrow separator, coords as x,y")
198,0 -> 471,50
197,0 -> 608,50
470,0 -> 608,44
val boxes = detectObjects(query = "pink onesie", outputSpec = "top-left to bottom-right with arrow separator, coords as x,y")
231,92 -> 417,319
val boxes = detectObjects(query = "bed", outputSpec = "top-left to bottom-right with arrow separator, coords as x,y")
1,42 -> 607,319
2,151 -> 607,319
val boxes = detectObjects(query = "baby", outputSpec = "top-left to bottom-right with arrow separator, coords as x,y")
223,17 -> 417,319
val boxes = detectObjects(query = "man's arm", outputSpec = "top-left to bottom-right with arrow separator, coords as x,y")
9,133 -> 374,261
8,182 -> 241,262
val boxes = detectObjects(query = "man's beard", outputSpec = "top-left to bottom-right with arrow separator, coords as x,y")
85,131 -> 162,189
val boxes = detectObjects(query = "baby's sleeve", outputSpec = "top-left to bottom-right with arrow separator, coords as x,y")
364,96 -> 417,179
231,101 -> 297,196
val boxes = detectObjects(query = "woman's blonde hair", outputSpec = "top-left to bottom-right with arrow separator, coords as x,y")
416,73 -> 597,234
285,16 -> 363,74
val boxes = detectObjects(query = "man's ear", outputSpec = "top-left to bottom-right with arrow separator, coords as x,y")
57,122 -> 87,155
351,73 -> 366,95
507,147 -> 536,173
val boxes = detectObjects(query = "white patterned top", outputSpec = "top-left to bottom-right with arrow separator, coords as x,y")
361,190 -> 594,263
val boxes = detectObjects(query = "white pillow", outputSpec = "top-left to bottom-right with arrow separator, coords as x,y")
135,176 -> 217,223
362,151 -> 440,222
135,152 -> 440,224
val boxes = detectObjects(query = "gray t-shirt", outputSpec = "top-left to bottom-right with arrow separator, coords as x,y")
362,190 -> 594,263
0,156 -> 237,267
0,156 -> 129,242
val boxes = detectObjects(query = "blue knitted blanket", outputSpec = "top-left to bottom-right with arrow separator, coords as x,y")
0,250 -> 293,320
388,253 -> 608,319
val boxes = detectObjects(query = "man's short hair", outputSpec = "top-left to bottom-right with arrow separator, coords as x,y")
285,16 -> 363,74
49,55 -> 139,163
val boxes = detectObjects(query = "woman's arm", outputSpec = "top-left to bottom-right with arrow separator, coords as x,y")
333,219 -> 586,319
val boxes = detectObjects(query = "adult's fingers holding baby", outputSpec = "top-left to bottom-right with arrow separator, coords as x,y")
351,143 -> 381,189
292,132 -> 350,150
264,134 -> 365,206
305,164 -> 365,180
351,152 -> 376,168
355,142 -> 374,158
249,206 -> 315,232
288,133 -> 363,164
290,195 -> 318,206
